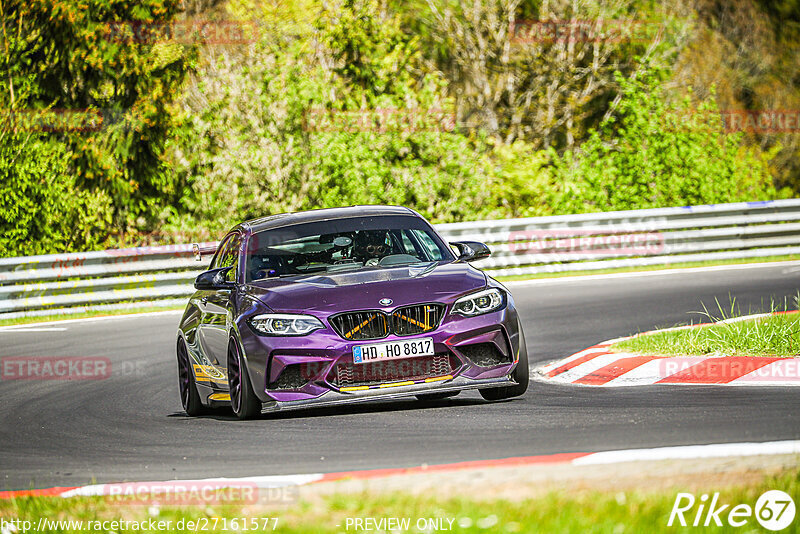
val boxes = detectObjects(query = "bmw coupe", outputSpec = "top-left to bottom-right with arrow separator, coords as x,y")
177,206 -> 529,419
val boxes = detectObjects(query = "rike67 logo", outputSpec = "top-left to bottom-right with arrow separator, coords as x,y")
668,490 -> 796,531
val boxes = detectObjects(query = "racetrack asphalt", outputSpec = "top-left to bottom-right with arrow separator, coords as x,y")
1,262 -> 799,490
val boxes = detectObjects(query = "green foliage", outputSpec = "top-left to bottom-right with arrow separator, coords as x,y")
0,0 -> 193,240
0,0 -> 789,256
167,0 -> 492,239
550,66 -> 776,213
2,465 -> 799,533
614,300 -> 800,357
0,131 -> 112,256
318,0 -> 420,99
484,141 -> 559,219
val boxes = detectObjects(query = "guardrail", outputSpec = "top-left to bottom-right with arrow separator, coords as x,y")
2,200 -> 799,319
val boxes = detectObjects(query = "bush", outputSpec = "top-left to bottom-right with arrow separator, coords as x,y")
0,132 -> 112,256
166,0 -> 494,239
549,66 -> 776,213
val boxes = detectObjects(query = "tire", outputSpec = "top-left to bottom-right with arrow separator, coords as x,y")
479,332 -> 529,401
228,337 -> 261,420
415,391 -> 460,401
177,339 -> 207,416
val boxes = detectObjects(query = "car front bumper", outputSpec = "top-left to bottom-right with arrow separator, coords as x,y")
258,374 -> 519,413
238,304 -> 526,406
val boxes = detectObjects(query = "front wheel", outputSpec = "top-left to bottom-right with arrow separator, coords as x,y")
177,339 -> 206,416
479,333 -> 529,401
228,338 -> 261,420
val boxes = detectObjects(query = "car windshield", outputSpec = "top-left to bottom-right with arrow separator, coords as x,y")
245,215 -> 454,281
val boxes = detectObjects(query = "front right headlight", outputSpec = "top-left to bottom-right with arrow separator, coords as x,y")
249,314 -> 324,336
451,288 -> 505,317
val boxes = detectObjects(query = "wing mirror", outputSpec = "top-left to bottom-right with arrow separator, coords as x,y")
194,267 -> 234,290
451,241 -> 491,262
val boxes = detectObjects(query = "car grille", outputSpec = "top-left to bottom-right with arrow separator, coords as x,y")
329,353 -> 459,389
329,311 -> 390,340
458,342 -> 511,367
267,363 -> 313,390
330,304 -> 445,341
391,304 -> 445,336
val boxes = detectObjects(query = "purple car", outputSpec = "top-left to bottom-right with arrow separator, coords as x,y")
176,206 -> 529,419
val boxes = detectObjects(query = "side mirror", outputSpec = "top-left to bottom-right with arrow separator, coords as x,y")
194,267 -> 234,290
451,241 -> 491,262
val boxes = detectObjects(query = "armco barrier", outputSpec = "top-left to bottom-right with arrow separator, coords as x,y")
1,200 -> 799,318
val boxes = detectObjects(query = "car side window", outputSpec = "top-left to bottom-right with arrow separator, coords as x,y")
210,235 -> 231,270
219,234 -> 241,283
210,233 -> 241,283
410,229 -> 444,261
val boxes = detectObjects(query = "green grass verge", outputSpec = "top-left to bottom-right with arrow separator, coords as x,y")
495,254 -> 800,281
0,304 -> 184,327
613,311 -> 800,357
1,466 -> 798,533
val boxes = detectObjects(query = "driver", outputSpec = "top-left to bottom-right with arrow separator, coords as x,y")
353,230 -> 391,264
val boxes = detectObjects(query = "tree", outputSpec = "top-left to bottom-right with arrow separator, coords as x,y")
167,0 -> 492,239
423,0 -> 690,149
0,0 -> 193,240
0,131 -> 113,256
552,66 -> 776,213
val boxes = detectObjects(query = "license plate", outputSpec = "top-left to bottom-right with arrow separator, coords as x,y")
353,337 -> 434,364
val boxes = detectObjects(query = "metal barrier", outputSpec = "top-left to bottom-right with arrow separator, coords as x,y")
2,200 -> 799,318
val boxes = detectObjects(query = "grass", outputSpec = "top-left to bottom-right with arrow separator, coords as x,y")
495,254 -> 800,281
1,466 -> 798,533
613,299 -> 800,357
0,304 -> 184,327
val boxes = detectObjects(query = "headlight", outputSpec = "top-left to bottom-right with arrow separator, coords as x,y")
249,314 -> 324,336
452,288 -> 505,317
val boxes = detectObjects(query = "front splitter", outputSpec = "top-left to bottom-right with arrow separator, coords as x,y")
259,375 -> 516,414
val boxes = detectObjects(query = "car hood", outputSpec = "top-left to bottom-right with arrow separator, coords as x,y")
242,262 -> 486,315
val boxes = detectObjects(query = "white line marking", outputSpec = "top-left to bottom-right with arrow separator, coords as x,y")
573,440 -> 800,465
603,359 -> 666,386
59,474 -> 324,497
720,313 -> 771,324
51,441 -> 800,499
547,352 -> 621,383
0,327 -> 68,332
504,260 -> 800,286
539,346 -> 610,373
0,309 -> 183,331
732,360 -> 800,384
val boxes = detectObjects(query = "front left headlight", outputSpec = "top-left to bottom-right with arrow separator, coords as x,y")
451,288 -> 505,317
249,314 -> 324,336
